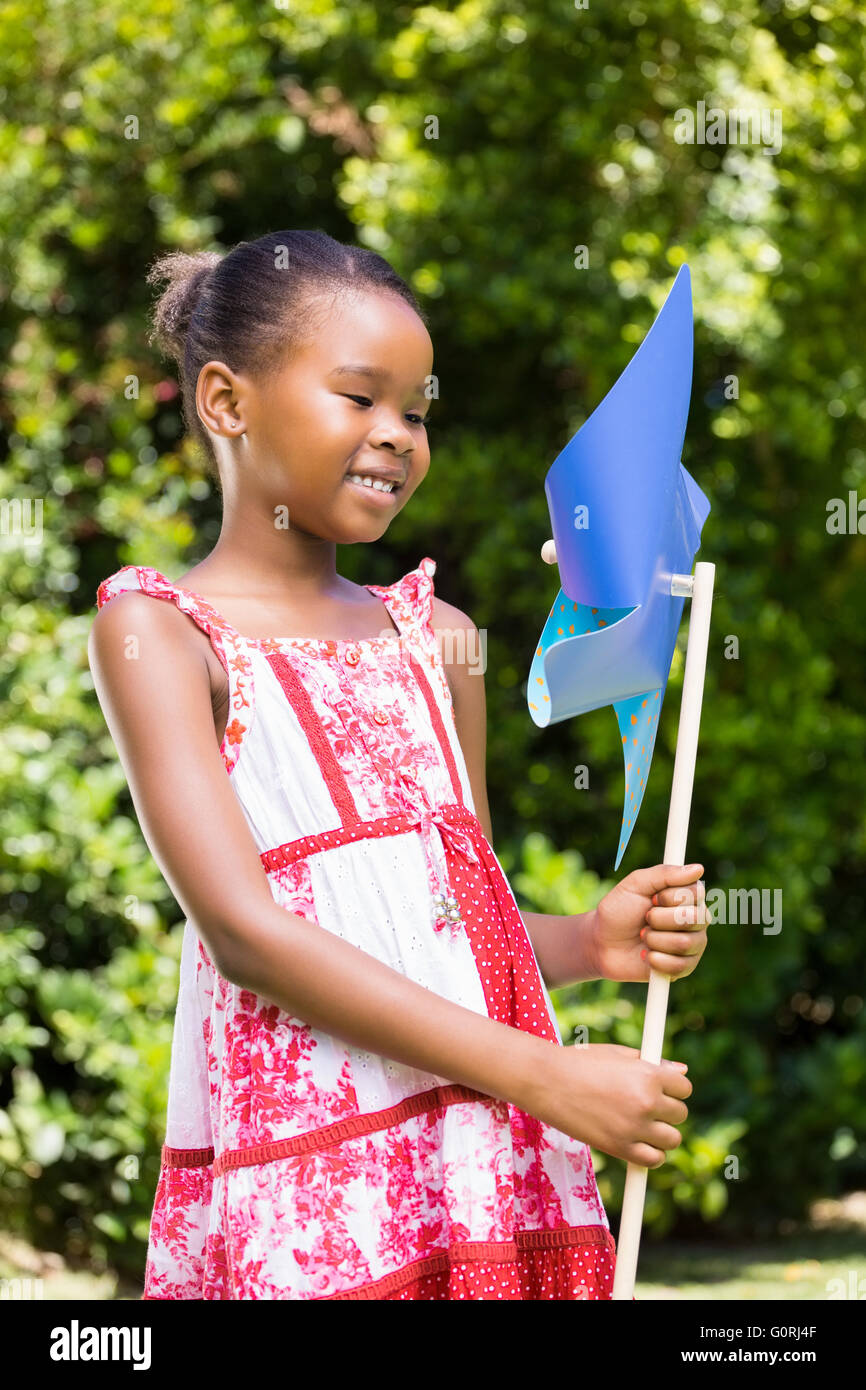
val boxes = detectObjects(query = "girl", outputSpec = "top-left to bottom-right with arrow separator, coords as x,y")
89,229 -> 708,1301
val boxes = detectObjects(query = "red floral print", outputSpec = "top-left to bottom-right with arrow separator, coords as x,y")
96,557 -> 617,1299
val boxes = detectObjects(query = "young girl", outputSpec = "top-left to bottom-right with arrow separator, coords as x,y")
89,229 -> 707,1301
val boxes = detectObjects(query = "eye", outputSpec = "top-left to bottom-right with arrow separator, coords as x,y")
345,395 -> 430,427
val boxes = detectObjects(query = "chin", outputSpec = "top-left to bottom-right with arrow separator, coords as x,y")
315,516 -> 397,545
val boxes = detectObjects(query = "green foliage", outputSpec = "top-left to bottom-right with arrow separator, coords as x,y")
1,0 -> 864,1277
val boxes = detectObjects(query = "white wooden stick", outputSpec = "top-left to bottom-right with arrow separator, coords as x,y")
611,560 -> 716,1300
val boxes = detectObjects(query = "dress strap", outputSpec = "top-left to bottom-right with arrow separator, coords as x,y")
368,556 -> 471,811
366,556 -> 437,645
95,566 -> 255,776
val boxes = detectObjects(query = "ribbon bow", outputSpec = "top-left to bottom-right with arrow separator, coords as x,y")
419,807 -> 483,935
396,772 -> 481,935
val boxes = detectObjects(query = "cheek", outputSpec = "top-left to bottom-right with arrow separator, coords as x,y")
415,460 -> 432,491
400,472 -> 424,503
412,448 -> 432,480
264,389 -> 341,439
261,409 -> 349,474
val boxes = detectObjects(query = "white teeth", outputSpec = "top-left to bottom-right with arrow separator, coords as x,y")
347,474 -> 396,492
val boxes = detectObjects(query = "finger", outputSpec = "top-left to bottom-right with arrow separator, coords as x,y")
648,891 -> 713,928
646,1121 -> 685,1153
653,882 -> 701,909
652,878 -> 709,912
645,945 -> 701,979
643,927 -> 706,958
659,1068 -> 692,1099
657,1095 -> 690,1125
627,863 -> 704,901
630,1143 -> 668,1169
662,1070 -> 693,1100
646,904 -> 712,930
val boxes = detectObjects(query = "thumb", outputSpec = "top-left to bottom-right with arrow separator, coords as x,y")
626,862 -> 704,898
670,862 -> 704,879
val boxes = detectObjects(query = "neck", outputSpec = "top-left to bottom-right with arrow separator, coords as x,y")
200,513 -> 343,599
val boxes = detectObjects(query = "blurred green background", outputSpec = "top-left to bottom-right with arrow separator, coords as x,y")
1,0 -> 864,1293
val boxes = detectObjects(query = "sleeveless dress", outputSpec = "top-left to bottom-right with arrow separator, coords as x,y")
95,556 -> 618,1300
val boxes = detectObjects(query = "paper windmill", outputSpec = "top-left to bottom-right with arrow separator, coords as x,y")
527,265 -> 711,869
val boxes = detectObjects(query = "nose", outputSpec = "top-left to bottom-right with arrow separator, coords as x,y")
369,415 -> 415,452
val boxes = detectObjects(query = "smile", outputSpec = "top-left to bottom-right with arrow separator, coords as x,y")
344,475 -> 401,502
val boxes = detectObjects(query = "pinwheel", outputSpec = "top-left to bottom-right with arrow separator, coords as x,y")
527,264 -> 715,1300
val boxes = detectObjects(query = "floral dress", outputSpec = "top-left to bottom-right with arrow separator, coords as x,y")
95,556 -> 618,1299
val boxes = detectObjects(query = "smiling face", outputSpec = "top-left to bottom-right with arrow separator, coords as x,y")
197,287 -> 434,545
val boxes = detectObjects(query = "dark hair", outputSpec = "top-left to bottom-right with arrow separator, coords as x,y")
145,229 -> 429,480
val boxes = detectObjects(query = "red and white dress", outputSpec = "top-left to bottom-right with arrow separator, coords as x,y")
96,556 -> 618,1299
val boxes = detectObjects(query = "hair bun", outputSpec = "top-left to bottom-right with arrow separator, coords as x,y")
145,250 -> 223,362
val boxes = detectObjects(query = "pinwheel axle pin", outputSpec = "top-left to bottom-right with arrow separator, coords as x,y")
542,538 -> 696,597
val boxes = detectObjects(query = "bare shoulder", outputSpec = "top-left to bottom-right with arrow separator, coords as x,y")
430,595 -> 477,634
89,589 -> 217,689
429,596 -> 485,706
90,587 -> 190,641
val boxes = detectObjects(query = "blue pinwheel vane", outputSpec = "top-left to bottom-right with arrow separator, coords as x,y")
527,264 -> 711,869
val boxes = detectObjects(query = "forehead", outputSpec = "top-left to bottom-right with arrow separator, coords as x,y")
306,289 -> 433,384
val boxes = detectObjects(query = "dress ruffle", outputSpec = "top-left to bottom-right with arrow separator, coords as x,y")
143,1161 -> 615,1301
381,1242 -> 615,1301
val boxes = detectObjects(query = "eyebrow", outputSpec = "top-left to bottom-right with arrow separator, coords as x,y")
329,363 -> 430,396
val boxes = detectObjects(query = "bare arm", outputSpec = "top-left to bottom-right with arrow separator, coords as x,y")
87,592 -> 554,1106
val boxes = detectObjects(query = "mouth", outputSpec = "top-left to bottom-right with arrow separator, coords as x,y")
344,474 -> 404,504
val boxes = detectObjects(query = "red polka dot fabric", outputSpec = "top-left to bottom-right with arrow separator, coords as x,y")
389,1247 -> 616,1300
